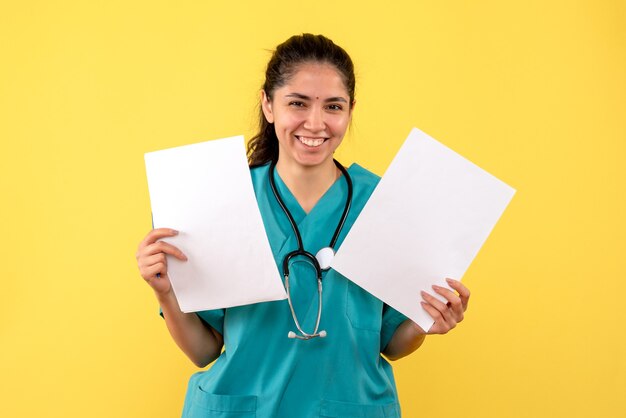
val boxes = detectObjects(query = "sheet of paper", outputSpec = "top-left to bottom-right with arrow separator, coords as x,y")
144,136 -> 286,312
331,128 -> 516,332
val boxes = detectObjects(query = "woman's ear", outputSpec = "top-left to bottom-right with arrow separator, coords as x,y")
260,90 -> 274,124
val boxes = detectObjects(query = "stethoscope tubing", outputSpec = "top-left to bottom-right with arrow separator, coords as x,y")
268,159 -> 353,340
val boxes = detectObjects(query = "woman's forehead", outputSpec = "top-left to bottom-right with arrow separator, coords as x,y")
279,63 -> 349,98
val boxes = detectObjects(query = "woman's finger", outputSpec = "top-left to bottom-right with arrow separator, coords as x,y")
152,241 -> 188,260
140,240 -> 188,261
138,253 -> 167,271
143,262 -> 167,282
421,291 -> 455,324
138,228 -> 179,250
420,302 -> 455,334
432,285 -> 464,321
446,278 -> 470,311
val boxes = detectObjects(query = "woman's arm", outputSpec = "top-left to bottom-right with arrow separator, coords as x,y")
136,228 -> 223,367
382,320 -> 427,361
383,278 -> 470,361
156,289 -> 223,368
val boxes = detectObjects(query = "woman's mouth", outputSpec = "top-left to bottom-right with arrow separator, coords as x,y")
296,136 -> 327,147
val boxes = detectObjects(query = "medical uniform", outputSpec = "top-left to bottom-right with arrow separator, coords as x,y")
179,163 -> 408,418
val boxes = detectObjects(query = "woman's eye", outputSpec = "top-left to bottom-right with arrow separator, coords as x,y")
289,101 -> 305,107
327,104 -> 343,111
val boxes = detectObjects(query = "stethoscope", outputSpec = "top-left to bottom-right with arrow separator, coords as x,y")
269,159 -> 353,340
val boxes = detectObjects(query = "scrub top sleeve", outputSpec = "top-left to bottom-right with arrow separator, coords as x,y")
195,309 -> 225,336
158,308 -> 225,336
380,304 -> 409,351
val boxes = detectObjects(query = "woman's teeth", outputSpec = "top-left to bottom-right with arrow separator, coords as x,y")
297,136 -> 326,147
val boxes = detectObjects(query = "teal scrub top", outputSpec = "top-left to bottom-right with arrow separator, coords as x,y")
179,163 -> 408,418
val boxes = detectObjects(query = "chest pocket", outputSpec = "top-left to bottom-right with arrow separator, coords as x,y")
188,386 -> 257,418
345,280 -> 383,332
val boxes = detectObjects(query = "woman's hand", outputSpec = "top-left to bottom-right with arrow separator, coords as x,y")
418,278 -> 470,335
136,228 -> 188,296
383,278 -> 470,360
136,228 -> 223,367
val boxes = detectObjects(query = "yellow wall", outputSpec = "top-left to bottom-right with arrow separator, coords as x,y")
1,1 -> 624,417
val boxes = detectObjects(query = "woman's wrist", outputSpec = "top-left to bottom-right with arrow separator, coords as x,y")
154,288 -> 178,308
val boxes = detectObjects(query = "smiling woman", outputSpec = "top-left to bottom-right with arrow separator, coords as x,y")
261,64 -> 351,164
260,63 -> 353,211
135,33 -> 470,418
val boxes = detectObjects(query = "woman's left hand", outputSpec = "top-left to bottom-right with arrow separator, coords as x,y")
383,278 -> 471,360
419,278 -> 470,335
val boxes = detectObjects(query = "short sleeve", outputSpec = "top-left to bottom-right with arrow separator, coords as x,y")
196,309 -> 225,335
380,304 -> 408,351
159,307 -> 225,336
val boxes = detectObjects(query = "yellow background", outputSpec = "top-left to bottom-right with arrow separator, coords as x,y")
1,1 -> 624,417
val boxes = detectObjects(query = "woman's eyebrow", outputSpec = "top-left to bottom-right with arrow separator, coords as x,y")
285,93 -> 348,103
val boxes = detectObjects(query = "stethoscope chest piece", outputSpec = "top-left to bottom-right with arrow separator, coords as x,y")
315,247 -> 335,271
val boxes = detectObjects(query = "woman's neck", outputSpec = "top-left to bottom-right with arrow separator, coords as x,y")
276,158 -> 340,214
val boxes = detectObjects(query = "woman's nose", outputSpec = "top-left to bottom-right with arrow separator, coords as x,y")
303,107 -> 325,131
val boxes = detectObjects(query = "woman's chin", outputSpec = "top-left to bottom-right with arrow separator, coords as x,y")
292,153 -> 334,168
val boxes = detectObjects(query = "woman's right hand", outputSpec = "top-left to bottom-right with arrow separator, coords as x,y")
136,228 -> 188,296
136,228 -> 222,367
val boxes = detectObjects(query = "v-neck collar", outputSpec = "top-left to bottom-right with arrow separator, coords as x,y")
271,164 -> 354,224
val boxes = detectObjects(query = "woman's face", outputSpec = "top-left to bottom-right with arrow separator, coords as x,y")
261,62 -> 353,169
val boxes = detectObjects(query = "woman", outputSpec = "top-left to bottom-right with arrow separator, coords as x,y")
136,34 -> 470,418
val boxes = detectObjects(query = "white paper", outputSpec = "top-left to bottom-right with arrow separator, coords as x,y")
144,136 -> 286,312
331,128 -> 516,331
